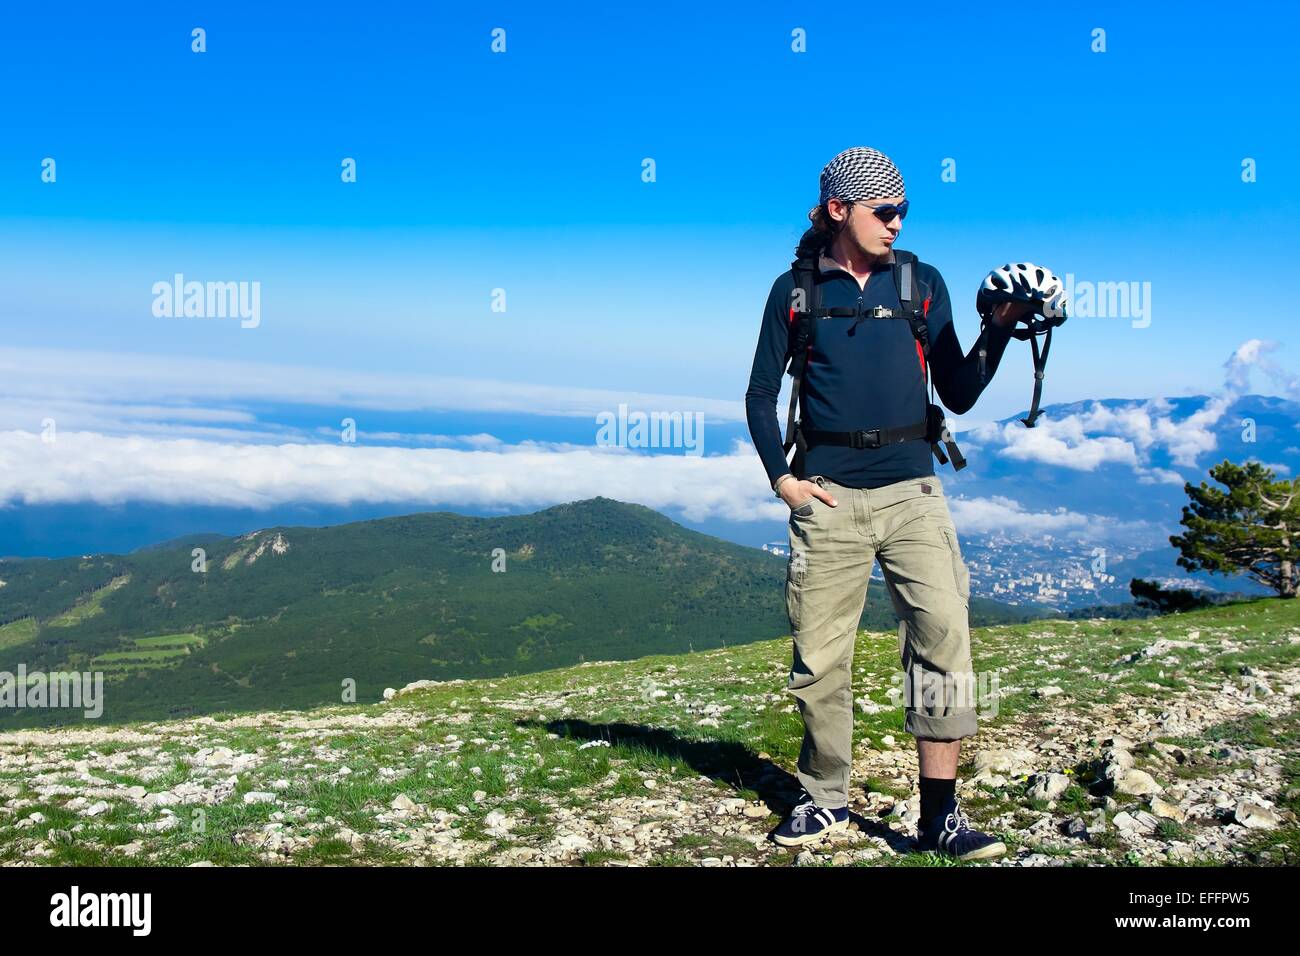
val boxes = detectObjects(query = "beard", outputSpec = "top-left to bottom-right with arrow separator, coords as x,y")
850,230 -> 893,263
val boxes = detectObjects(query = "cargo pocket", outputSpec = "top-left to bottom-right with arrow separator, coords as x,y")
941,526 -> 970,606
780,574 -> 800,634
785,555 -> 805,631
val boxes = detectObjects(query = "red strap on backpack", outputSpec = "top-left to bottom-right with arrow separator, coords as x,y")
915,296 -> 932,378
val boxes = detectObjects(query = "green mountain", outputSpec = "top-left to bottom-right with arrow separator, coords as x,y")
0,497 -> 1047,727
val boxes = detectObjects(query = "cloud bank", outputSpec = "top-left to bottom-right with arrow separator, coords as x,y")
973,338 -> 1294,475
4,340 -> 1288,546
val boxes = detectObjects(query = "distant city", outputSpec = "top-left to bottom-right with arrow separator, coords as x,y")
762,533 -> 1221,612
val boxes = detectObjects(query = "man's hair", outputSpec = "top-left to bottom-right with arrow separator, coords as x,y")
794,201 -> 853,259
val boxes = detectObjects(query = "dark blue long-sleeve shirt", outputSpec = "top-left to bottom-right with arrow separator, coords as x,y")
744,251 -> 1014,489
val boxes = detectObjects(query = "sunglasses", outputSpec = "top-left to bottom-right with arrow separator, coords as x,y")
854,199 -> 909,224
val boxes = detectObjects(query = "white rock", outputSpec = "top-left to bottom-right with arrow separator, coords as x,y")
194,746 -> 235,766
1111,768 -> 1163,797
1101,747 -> 1135,770
554,832 -> 591,853
1234,800 -> 1280,830
1131,810 -> 1162,833
973,748 -> 1039,777
1112,811 -> 1139,832
390,793 -> 419,813
1029,773 -> 1071,802
1149,797 -> 1186,823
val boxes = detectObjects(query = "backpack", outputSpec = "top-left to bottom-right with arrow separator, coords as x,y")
782,245 -> 967,478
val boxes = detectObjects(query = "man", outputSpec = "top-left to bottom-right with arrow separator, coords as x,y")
744,146 -> 1031,860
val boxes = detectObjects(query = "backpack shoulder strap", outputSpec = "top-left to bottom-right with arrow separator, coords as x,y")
889,249 -> 931,357
783,254 -> 818,455
891,248 -> 918,311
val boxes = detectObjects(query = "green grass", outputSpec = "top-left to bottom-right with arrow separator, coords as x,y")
0,617 -> 39,651
133,633 -> 206,649
2,595 -> 1298,867
89,633 -> 208,671
44,575 -> 131,627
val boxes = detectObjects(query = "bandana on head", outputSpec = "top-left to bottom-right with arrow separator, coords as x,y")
818,147 -> 905,204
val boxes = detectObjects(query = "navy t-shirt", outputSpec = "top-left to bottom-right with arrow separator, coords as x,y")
744,251 -> 1014,489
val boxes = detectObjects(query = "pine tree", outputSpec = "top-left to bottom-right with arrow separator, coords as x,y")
1129,577 -> 1209,613
1170,460 -> 1299,598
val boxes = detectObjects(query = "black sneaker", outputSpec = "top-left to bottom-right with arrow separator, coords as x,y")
772,795 -> 849,847
915,800 -> 1006,861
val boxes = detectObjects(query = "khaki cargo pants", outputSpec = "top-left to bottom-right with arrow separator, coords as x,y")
785,473 -> 977,809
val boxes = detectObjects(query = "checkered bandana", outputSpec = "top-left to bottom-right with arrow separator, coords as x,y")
818,147 -> 905,204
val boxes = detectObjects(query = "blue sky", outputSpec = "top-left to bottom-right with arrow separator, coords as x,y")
1,0 -> 1298,555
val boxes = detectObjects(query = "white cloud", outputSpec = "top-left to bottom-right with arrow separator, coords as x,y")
0,426 -> 1153,549
1073,395 -> 1230,468
1136,466 -> 1187,486
0,339 -> 1287,541
944,494 -> 1151,541
1224,339 -> 1299,397
945,495 -> 1091,535
971,339 -> 1299,475
311,428 -> 507,448
984,398 -> 1223,472
979,415 -> 1140,470
0,429 -> 787,523
0,345 -> 745,432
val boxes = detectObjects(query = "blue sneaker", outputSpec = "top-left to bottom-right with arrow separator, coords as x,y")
915,799 -> 1006,861
772,795 -> 849,847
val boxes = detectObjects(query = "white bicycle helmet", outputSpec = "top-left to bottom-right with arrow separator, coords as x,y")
974,261 -> 1069,428
976,262 -> 1068,325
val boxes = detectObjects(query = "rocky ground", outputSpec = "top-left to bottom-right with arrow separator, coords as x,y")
2,598 -> 1298,867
